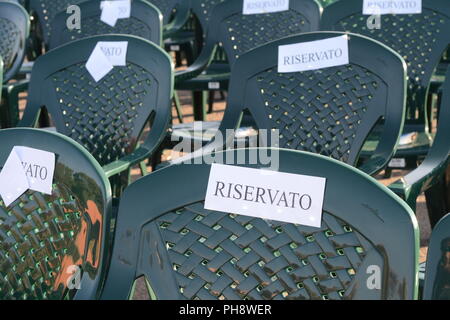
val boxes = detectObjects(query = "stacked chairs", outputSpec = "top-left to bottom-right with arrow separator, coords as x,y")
0,128 -> 112,300
49,0 -> 163,49
100,148 -> 419,300
0,0 -> 29,128
19,35 -> 173,196
321,0 -> 450,172
173,32 -> 407,177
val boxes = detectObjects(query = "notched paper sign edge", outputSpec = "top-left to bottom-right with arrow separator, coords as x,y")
85,41 -> 129,82
204,163 -> 327,228
0,146 -> 56,207
100,0 -> 131,27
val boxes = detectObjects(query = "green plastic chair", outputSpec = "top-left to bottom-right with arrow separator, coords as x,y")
29,0 -> 86,50
148,0 -> 191,38
49,0 -> 163,49
389,67 -> 450,226
0,128 -> 112,300
172,32 -> 407,177
320,0 -> 450,171
19,35 -> 174,196
100,148 -> 419,300
423,212 -> 450,300
0,1 -> 30,128
175,0 -> 321,121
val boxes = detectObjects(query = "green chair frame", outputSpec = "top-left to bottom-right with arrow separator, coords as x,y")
100,148 -> 419,300
19,35 -> 174,196
423,212 -> 450,300
389,67 -> 450,226
0,128 -> 112,300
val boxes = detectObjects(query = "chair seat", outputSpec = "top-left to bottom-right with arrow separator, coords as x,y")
176,63 -> 230,91
171,121 -> 258,149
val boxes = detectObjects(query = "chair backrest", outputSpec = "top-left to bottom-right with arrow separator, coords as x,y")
195,0 -> 321,67
423,213 -> 450,300
0,1 -> 29,82
20,35 -> 173,168
100,148 -> 419,300
49,0 -> 162,50
214,32 -> 406,175
148,0 -> 185,25
29,0 -> 86,48
321,0 -> 450,122
0,128 -> 112,300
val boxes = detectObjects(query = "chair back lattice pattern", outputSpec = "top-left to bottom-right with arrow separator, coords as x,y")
49,0 -> 162,49
0,128 -> 110,300
21,35 -> 173,169
156,202 -> 378,300
253,64 -> 382,164
205,0 -> 321,65
30,0 -> 85,46
0,1 -> 28,82
49,62 -> 154,166
321,0 -> 450,120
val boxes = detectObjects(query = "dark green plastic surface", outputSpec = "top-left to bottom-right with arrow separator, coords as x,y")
0,128 -> 112,300
101,148 -> 419,300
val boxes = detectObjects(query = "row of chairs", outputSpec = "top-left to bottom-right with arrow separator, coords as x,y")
0,0 -> 449,299
0,126 -> 449,300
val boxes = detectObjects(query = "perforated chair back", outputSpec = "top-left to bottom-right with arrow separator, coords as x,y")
0,1 -> 29,82
49,0 -> 162,49
100,148 -> 419,300
194,0 -> 321,67
0,128 -> 112,300
30,0 -> 86,48
423,213 -> 450,300
211,32 -> 407,175
320,0 -> 450,123
20,35 -> 173,170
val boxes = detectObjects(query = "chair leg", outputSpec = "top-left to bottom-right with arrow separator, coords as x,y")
425,174 -> 449,228
192,91 -> 207,121
0,89 -> 12,128
173,92 -> 184,123
208,91 -> 215,114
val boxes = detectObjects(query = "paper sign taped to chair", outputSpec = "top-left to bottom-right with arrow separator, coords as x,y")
86,41 -> 128,81
388,158 -> 406,168
278,35 -> 349,73
0,146 -> 55,207
363,0 -> 422,15
100,0 -> 131,27
243,0 -> 289,15
205,164 -> 326,228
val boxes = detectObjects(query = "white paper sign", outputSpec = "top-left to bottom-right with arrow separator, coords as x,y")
100,0 -> 131,27
388,158 -> 406,168
278,35 -> 349,73
205,164 -> 327,228
0,147 -> 55,207
243,0 -> 289,15
363,0 -> 422,15
86,41 -> 128,81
